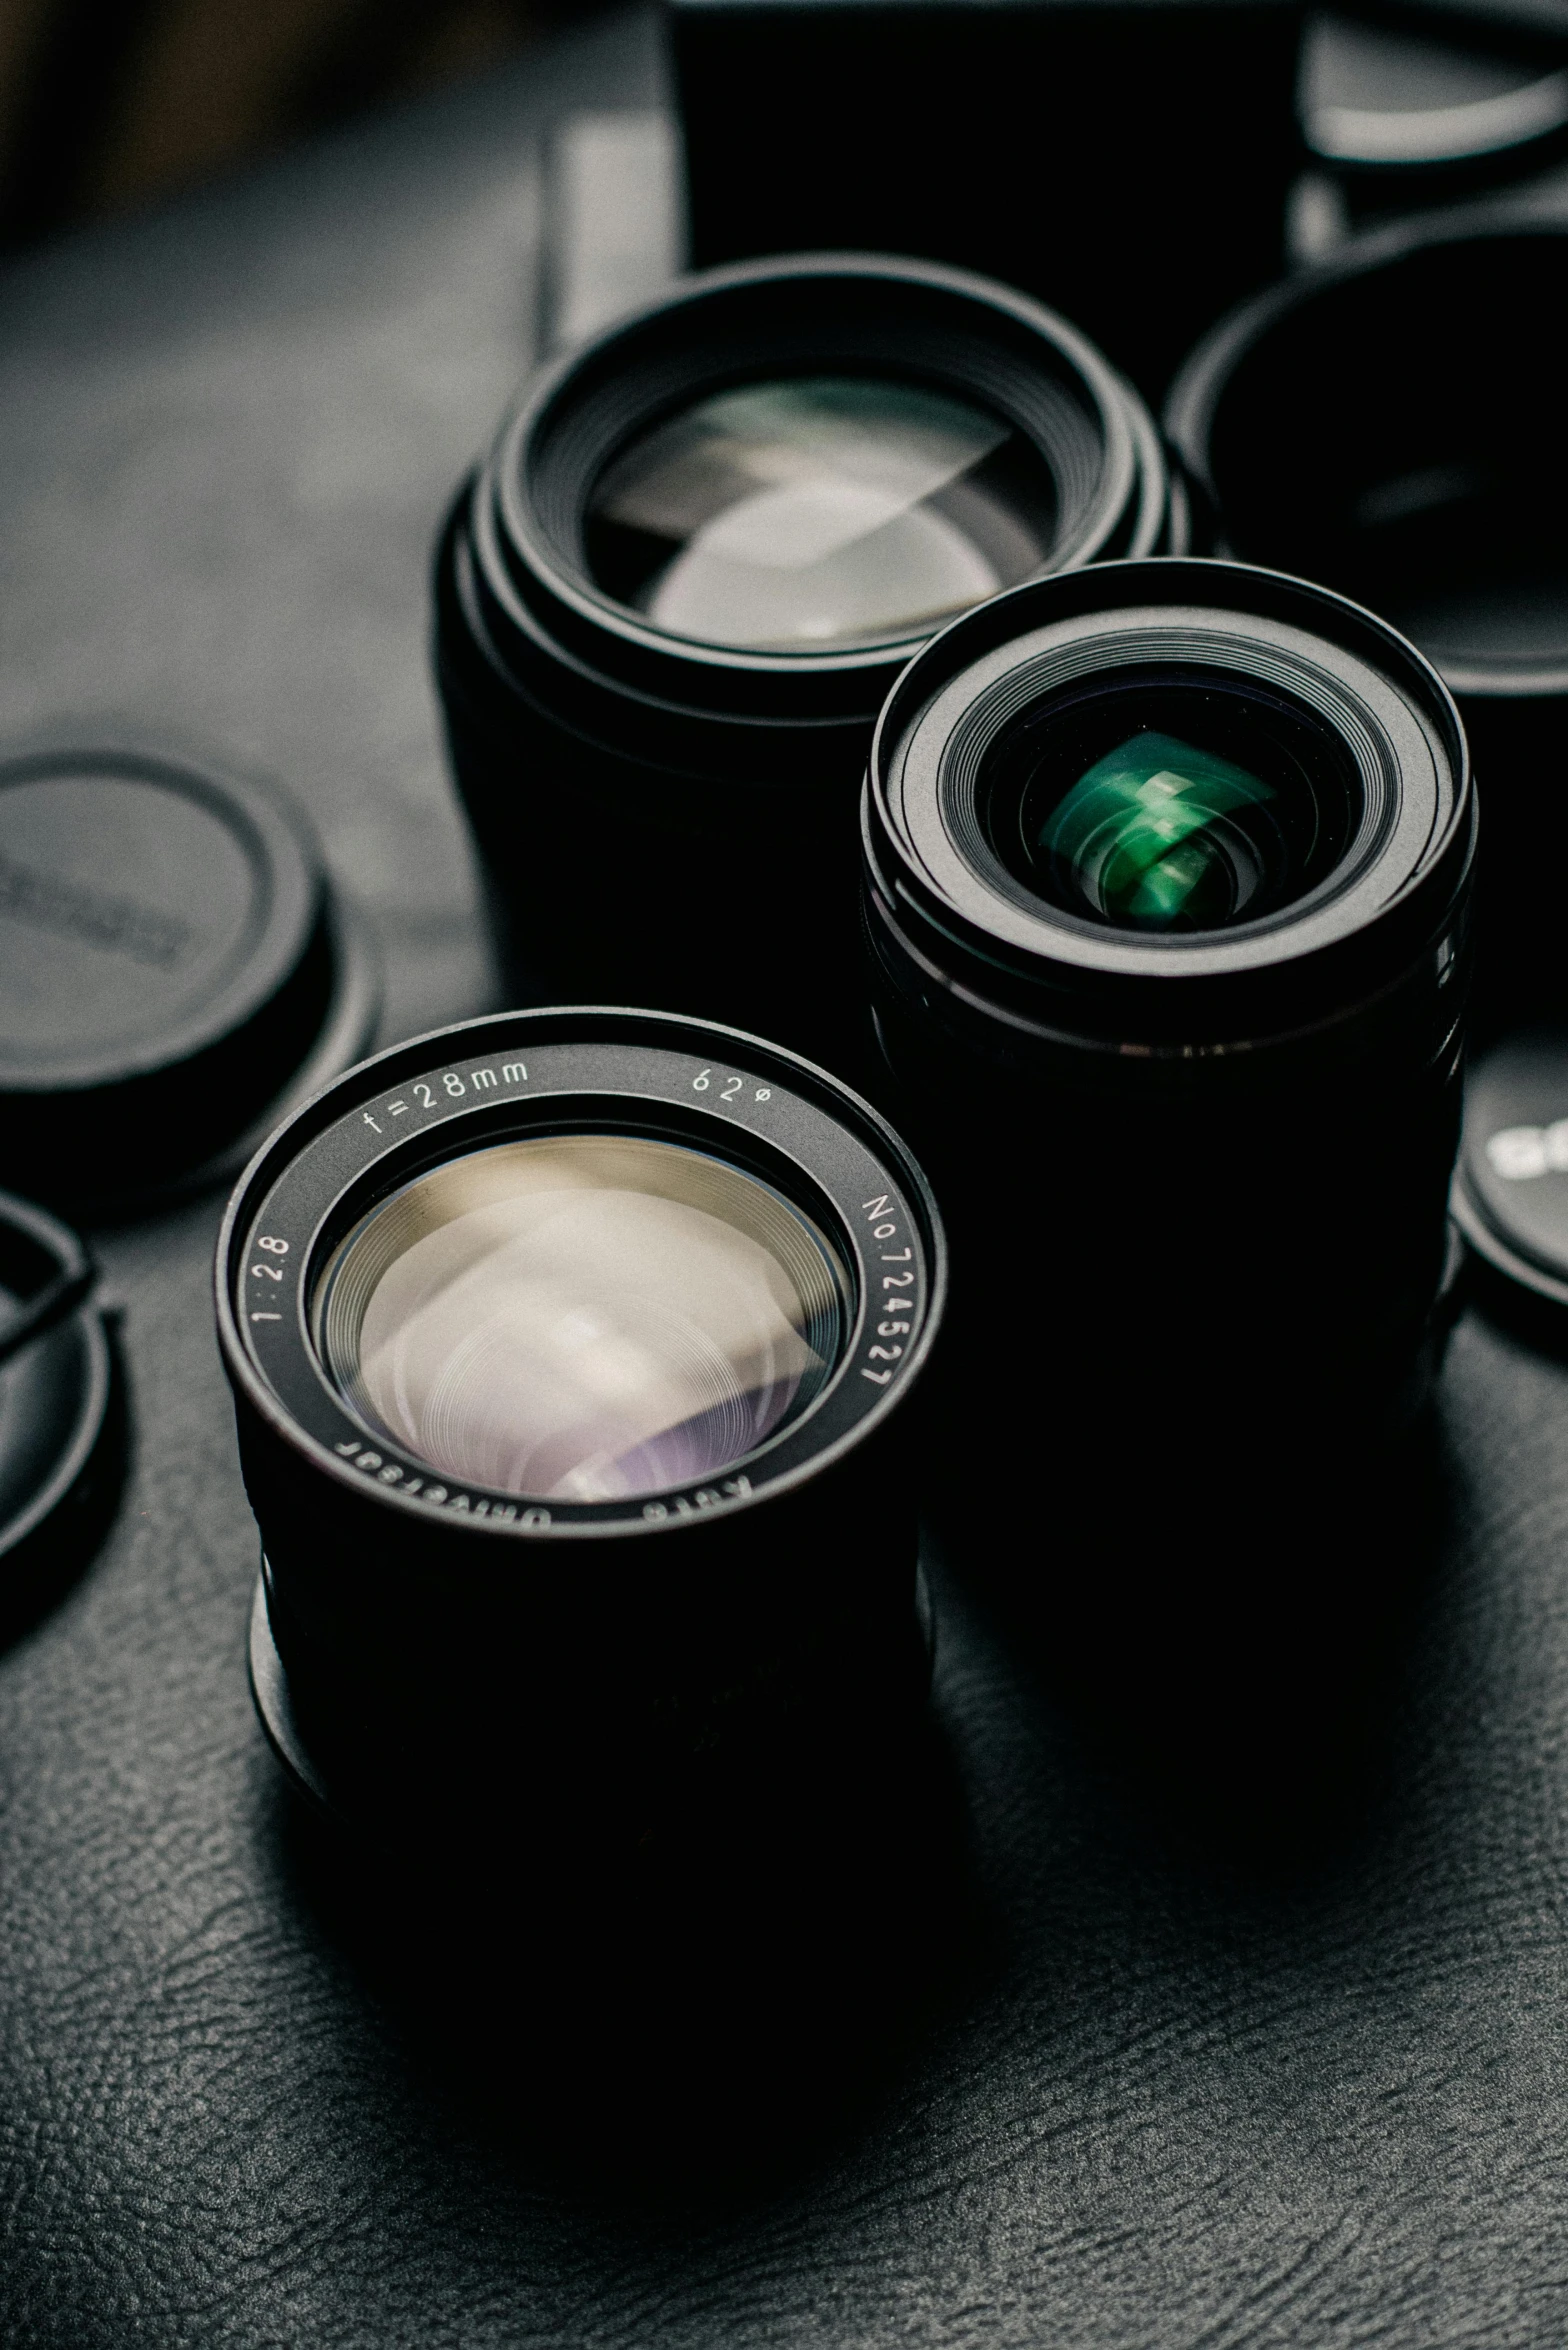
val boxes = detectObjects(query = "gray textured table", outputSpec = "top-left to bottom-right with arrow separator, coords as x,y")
5,12 -> 1568,2344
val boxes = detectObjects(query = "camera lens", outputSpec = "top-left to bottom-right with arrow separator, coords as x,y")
1300,17 -> 1568,234
313,1135 -> 848,1502
862,558 -> 1474,1489
435,253 -> 1176,1070
1165,220 -> 1568,1030
216,1008 -> 944,1845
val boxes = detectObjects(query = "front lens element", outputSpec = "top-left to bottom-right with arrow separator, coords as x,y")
584,375 -> 1057,650
982,673 -> 1360,933
1041,730 -> 1281,929
314,1135 -> 849,1503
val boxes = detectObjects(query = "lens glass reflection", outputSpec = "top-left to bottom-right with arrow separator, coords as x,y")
983,673 -> 1360,933
1042,730 -> 1281,929
314,1135 -> 849,1503
584,375 -> 1057,650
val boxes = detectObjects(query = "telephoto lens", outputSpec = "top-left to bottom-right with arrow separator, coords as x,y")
215,1008 -> 944,1858
1165,218 -> 1567,1032
862,558 -> 1474,1523
435,253 -> 1177,1075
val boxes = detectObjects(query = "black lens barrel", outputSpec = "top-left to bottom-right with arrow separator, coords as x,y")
216,1008 -> 944,1845
436,253 -> 1175,1068
228,245 -> 1489,1840
863,557 -> 1474,1475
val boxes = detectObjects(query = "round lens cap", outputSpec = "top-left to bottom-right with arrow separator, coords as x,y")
0,740 -> 378,1203
1454,1027 -> 1568,1307
0,1188 -> 116,1630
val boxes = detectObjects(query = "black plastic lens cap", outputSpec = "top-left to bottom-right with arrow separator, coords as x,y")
0,741 -> 378,1204
1454,1028 -> 1568,1308
0,1188 -> 116,1628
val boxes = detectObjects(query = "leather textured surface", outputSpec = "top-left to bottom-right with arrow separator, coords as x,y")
6,14 -> 1568,2344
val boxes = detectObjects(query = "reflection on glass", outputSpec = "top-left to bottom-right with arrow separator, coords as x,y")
1040,730 -> 1281,930
315,1135 -> 848,1502
584,375 -> 1057,649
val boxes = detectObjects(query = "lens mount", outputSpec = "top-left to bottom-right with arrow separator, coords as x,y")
864,557 -> 1473,1068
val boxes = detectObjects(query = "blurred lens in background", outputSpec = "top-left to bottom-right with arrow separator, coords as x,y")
1167,221 -> 1568,1036
1292,14 -> 1568,258
437,253 -> 1176,1076
218,1008 -> 944,1851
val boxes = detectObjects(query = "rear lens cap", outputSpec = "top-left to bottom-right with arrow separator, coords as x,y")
0,1187 -> 117,1631
0,741 -> 379,1205
1455,1028 -> 1568,1308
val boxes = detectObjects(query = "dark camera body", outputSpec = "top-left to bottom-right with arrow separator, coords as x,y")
862,559 -> 1475,1508
669,0 -> 1305,396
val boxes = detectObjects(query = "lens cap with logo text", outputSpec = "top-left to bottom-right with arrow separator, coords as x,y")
1454,1030 -> 1568,1309
0,741 -> 379,1207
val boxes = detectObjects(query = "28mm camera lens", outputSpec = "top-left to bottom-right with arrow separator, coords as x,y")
215,1007 -> 944,1848
1299,20 -> 1568,237
862,558 -> 1474,1497
435,253 -> 1177,1070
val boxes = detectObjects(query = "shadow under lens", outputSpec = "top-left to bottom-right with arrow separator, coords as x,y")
314,1136 -> 849,1502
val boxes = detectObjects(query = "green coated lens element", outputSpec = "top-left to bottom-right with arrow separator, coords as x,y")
1040,729 -> 1279,929
980,672 -> 1360,935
